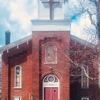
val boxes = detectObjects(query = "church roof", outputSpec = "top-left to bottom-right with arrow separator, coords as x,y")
71,35 -> 95,47
0,34 -> 95,54
0,35 -> 32,54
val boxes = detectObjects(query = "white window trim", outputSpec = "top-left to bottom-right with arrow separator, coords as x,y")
81,66 -> 89,88
13,96 -> 22,100
44,44 -> 57,64
42,74 -> 60,100
14,65 -> 22,88
29,93 -> 33,100
81,97 -> 89,100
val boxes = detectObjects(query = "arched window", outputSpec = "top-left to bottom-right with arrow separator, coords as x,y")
81,66 -> 89,88
45,44 -> 57,64
43,75 -> 59,100
14,65 -> 22,87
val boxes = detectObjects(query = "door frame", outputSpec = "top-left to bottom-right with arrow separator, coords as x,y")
42,74 -> 60,100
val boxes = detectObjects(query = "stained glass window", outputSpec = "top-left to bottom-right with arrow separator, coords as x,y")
81,66 -> 89,88
15,66 -> 21,87
45,44 -> 57,64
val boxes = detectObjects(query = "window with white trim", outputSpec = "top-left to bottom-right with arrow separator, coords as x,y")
45,44 -> 57,64
14,97 -> 21,100
29,93 -> 33,100
81,66 -> 89,88
14,65 -> 22,87
81,97 -> 89,100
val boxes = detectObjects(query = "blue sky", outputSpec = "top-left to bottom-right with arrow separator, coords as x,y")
0,0 -> 38,46
0,0 -> 93,47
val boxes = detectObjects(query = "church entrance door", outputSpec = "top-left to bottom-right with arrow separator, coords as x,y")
43,75 -> 59,100
44,87 -> 58,100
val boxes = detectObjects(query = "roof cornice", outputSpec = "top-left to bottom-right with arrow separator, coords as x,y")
71,35 -> 95,48
0,34 -> 95,55
0,35 -> 32,54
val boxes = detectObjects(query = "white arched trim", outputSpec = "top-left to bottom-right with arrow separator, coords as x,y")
14,65 -> 22,88
45,44 -> 57,64
42,74 -> 60,100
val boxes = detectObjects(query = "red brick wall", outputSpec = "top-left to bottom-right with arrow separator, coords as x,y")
32,31 -> 70,100
70,38 -> 100,100
2,41 -> 33,100
2,53 -> 9,100
2,31 -> 70,100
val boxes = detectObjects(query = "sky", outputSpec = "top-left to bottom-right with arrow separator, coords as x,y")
0,0 -> 93,47
0,0 -> 38,46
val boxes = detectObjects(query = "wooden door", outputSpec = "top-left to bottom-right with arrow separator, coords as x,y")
44,87 -> 58,100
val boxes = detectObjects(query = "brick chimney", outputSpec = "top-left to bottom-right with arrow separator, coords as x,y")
5,30 -> 11,45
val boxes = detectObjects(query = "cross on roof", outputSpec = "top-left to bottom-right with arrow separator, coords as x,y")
42,0 -> 60,20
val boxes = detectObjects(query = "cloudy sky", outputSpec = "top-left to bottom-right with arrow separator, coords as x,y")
0,0 -> 38,46
0,0 -> 92,47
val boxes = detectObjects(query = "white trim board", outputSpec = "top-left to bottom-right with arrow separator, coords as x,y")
81,97 -> 89,100
31,20 -> 71,31
0,35 -> 32,54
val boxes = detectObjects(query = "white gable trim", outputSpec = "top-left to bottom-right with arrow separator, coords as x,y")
71,35 -> 95,47
0,35 -> 32,54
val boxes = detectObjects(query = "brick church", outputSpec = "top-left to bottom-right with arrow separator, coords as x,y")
0,0 -> 100,100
